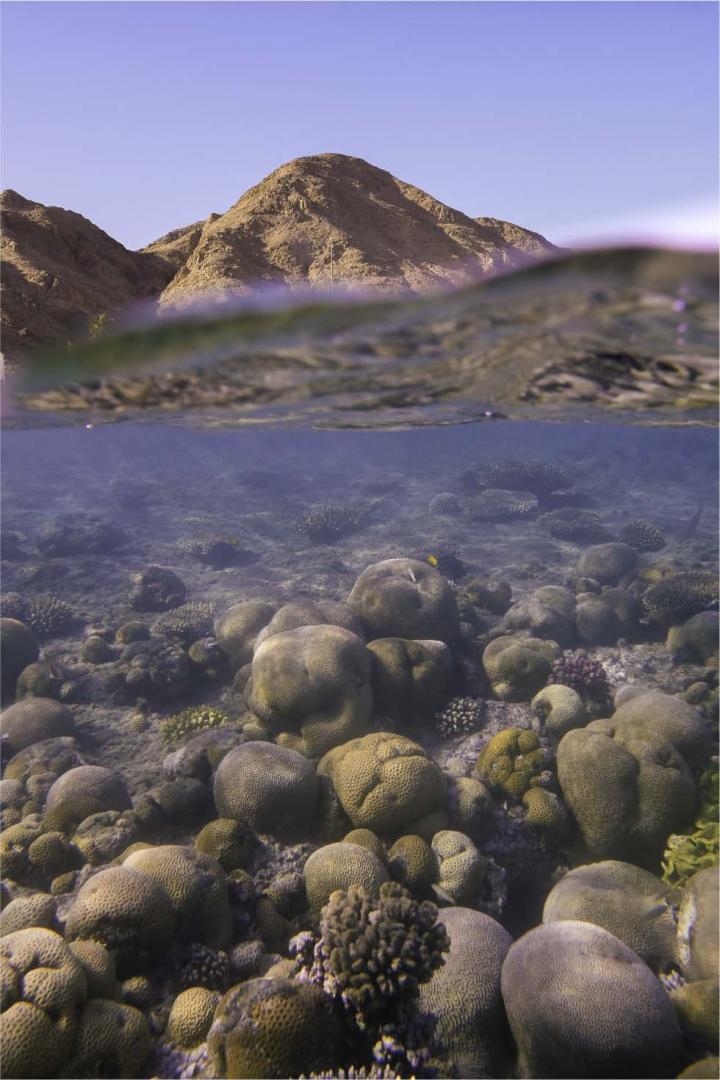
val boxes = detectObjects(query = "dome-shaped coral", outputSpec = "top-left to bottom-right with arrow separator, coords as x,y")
348,558 -> 460,643
319,732 -> 447,837
214,741 -> 319,836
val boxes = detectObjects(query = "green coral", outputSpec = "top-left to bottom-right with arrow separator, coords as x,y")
476,727 -> 551,799
160,705 -> 230,745
662,769 -> 719,887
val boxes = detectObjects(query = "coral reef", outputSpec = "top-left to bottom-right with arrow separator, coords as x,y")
619,519 -> 667,552
466,488 -> 538,521
155,601 -> 216,642
434,695 -> 484,737
160,705 -> 231,746
643,571 -> 718,629
295,503 -> 371,543
548,649 -> 612,704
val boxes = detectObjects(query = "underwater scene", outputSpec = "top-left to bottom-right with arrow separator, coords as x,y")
1,249 -> 719,1080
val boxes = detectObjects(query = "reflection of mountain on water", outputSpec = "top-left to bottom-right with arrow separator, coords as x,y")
10,246 -> 718,428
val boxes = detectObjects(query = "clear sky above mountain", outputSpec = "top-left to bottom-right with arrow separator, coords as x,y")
2,1 -> 717,251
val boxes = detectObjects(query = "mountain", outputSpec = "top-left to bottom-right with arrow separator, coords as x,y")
1,154 -> 559,363
0,189 -> 173,362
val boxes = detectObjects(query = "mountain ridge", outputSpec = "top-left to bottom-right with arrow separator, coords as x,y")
1,153 -> 560,363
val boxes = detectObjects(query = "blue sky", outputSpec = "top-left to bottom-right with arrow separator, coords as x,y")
2,1 -> 717,249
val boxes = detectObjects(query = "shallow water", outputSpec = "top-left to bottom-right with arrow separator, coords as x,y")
1,252 -> 718,1080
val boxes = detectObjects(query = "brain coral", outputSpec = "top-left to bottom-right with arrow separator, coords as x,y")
501,921 -> 682,1079
304,841 -> 390,912
254,600 -> 365,647
213,601 -> 276,668
208,977 -> 344,1079
367,637 -> 451,720
666,612 -> 719,665
348,558 -> 460,643
431,830 -> 487,905
64,866 -> 174,968
213,741 -> 319,836
245,624 -> 373,758
532,684 -> 587,738
123,845 -> 232,950
501,586 -> 576,646
476,728 -> 551,800
0,927 -> 87,1078
318,731 -> 447,837
0,698 -> 75,756
167,986 -> 220,1048
576,542 -> 639,585
43,765 -> 131,833
542,860 -> 682,974
387,835 -> 436,896
482,636 -> 560,701
65,998 -> 151,1079
418,906 -> 513,1079
557,712 -> 701,867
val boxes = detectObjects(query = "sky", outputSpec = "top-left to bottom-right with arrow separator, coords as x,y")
1,1 -> 718,251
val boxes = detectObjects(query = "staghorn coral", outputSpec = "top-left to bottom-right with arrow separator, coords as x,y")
644,570 -> 718,629
548,649 -> 612,704
619,519 -> 667,552
465,488 -> 538,521
296,881 -> 449,1030
662,769 -> 719,888
537,508 -> 608,541
26,595 -> 76,638
160,705 -> 231,746
295,502 -> 373,543
155,601 -> 216,643
434,696 -> 484,737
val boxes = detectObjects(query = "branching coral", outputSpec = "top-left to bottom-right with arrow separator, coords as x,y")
294,882 -> 449,1031
619,520 -> 667,552
548,650 -> 611,705
160,705 -> 231,745
434,697 -> 484,737
155,601 -> 216,642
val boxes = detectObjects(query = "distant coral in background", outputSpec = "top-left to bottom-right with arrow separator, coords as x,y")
619,519 -> 667,552
295,502 -> 373,543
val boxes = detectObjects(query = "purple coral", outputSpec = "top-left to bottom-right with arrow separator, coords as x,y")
548,650 -> 611,704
